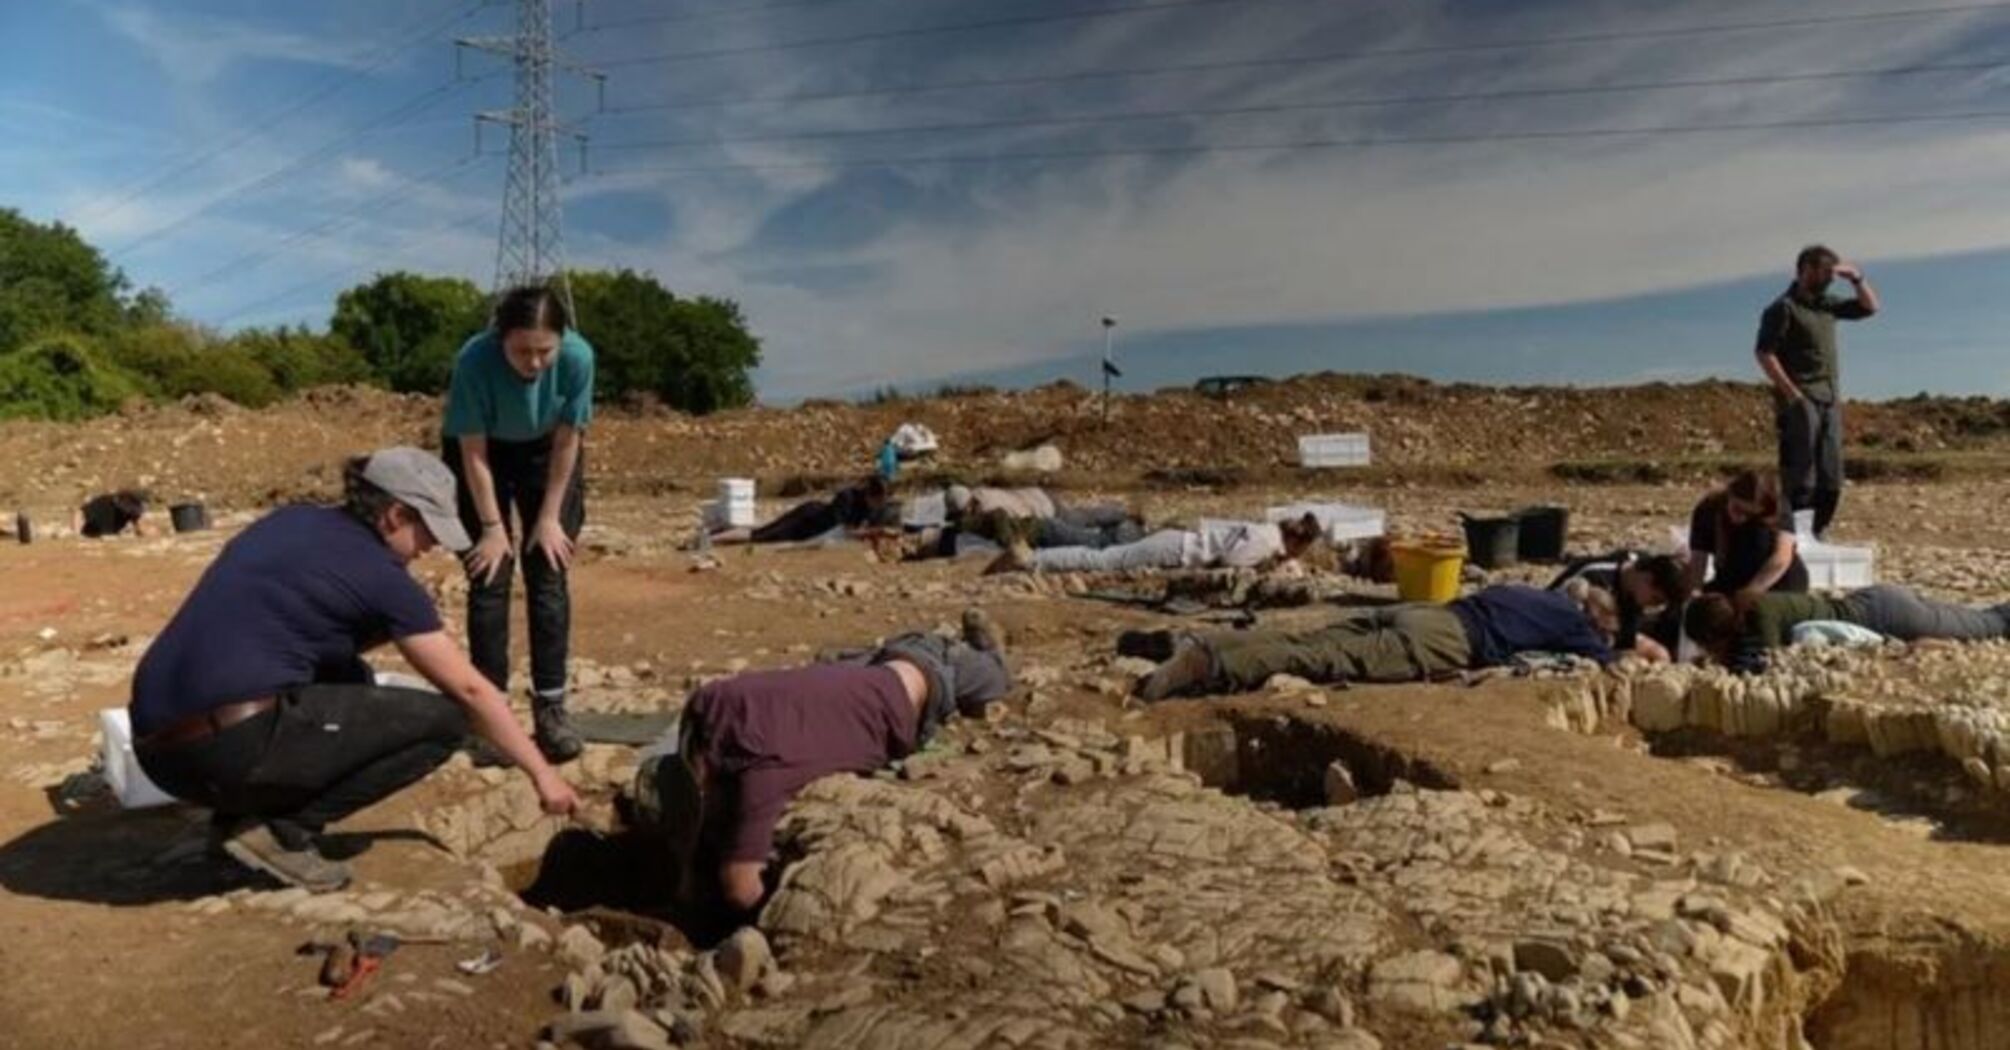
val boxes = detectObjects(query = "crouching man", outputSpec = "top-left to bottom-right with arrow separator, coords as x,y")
1126,584 -> 1615,700
130,448 -> 579,892
632,610 -> 1011,918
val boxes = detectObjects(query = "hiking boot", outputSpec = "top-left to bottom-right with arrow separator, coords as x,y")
1135,638 -> 1217,702
533,698 -> 584,764
221,823 -> 351,893
1116,629 -> 1179,662
962,607 -> 1006,656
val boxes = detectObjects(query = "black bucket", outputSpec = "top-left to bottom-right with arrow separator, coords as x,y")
1513,505 -> 1570,563
170,503 -> 209,534
1459,513 -> 1521,570
14,513 -> 29,545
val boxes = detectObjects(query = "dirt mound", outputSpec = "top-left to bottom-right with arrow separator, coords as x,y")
1,374 -> 2005,511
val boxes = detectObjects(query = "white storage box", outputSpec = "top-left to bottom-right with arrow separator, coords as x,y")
1297,433 -> 1371,468
902,491 -> 948,529
704,500 -> 758,530
719,478 -> 756,502
1266,502 -> 1386,542
1800,540 -> 1876,590
99,708 -> 176,809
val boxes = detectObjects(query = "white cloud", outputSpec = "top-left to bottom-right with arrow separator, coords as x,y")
338,156 -> 394,190
561,0 -> 2010,396
99,4 -> 379,84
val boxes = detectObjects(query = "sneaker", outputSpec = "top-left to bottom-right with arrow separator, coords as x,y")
533,698 -> 584,765
221,822 -> 351,893
962,607 -> 1007,656
206,814 -> 249,861
1135,638 -> 1217,702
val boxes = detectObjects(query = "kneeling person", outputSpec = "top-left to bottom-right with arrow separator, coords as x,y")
635,611 -> 1011,916
1131,584 -> 1614,700
130,448 -> 579,892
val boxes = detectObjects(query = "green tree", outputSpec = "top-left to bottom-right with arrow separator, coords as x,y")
329,272 -> 486,394
0,333 -> 141,420
0,208 -> 130,353
226,325 -> 374,393
102,321 -> 285,407
568,269 -> 760,414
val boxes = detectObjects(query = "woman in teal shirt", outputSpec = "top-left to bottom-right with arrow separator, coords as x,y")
443,285 -> 594,762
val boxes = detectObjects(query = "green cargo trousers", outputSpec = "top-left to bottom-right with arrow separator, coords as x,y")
1205,605 -> 1473,690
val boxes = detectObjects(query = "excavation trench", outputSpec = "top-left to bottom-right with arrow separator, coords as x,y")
1174,710 -> 1459,807
1805,941 -> 2010,1050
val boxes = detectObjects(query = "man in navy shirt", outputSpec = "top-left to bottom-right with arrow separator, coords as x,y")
1126,585 -> 1614,700
131,447 -> 579,892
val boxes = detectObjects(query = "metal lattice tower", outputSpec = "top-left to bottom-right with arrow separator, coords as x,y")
458,0 -> 603,316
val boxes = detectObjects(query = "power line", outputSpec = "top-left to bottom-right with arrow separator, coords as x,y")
594,57 -> 2010,152
107,74 -> 500,262
582,0 -> 892,33
166,154 -> 494,301
602,0 -> 2010,111
211,209 -> 496,329
66,0 -> 488,230
597,0 -> 1296,69
583,106 -> 2010,178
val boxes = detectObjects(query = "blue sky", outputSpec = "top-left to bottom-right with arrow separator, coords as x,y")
5,0 -> 2010,401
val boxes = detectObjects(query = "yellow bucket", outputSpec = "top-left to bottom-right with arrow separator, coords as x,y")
1390,539 -> 1466,604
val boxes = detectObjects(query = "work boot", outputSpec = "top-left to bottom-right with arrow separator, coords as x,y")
221,823 -> 351,893
533,696 -> 584,764
1135,638 -> 1217,702
962,607 -> 1007,656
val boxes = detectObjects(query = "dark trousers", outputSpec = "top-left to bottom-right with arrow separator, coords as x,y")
1778,397 -> 1843,535
446,435 -> 585,699
1205,605 -> 1473,690
749,500 -> 839,544
137,685 -> 467,849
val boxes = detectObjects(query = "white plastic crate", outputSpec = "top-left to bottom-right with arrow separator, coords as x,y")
703,500 -> 757,530
1297,432 -> 1371,468
902,491 -> 948,529
1266,502 -> 1385,542
1800,540 -> 1876,590
99,708 -> 176,809
719,478 -> 756,502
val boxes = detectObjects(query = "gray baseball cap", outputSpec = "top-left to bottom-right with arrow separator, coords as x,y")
361,446 -> 471,552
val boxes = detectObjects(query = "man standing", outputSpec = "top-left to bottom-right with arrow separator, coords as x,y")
1755,245 -> 1879,537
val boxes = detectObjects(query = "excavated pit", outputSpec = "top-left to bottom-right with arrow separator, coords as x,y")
1176,711 -> 1458,807
1805,944 -> 2010,1049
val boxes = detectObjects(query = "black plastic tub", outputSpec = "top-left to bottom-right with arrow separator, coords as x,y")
1459,514 -> 1520,570
170,503 -> 209,534
1514,505 -> 1570,562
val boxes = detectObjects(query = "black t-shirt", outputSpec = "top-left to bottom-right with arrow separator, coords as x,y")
1547,549 -> 1676,653
1688,498 -> 1809,596
80,493 -> 143,537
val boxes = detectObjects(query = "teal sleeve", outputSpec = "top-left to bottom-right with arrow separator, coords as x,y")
442,351 -> 491,437
559,336 -> 595,428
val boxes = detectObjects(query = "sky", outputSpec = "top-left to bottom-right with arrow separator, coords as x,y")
5,0 -> 2010,402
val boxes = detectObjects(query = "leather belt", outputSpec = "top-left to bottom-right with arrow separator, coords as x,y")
137,697 -> 278,751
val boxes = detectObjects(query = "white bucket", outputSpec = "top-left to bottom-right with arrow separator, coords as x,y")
98,708 -> 177,810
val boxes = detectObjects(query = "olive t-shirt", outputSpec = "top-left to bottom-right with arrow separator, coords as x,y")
1755,285 -> 1873,404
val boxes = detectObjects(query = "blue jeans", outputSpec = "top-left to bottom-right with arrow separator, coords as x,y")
446,434 -> 585,700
